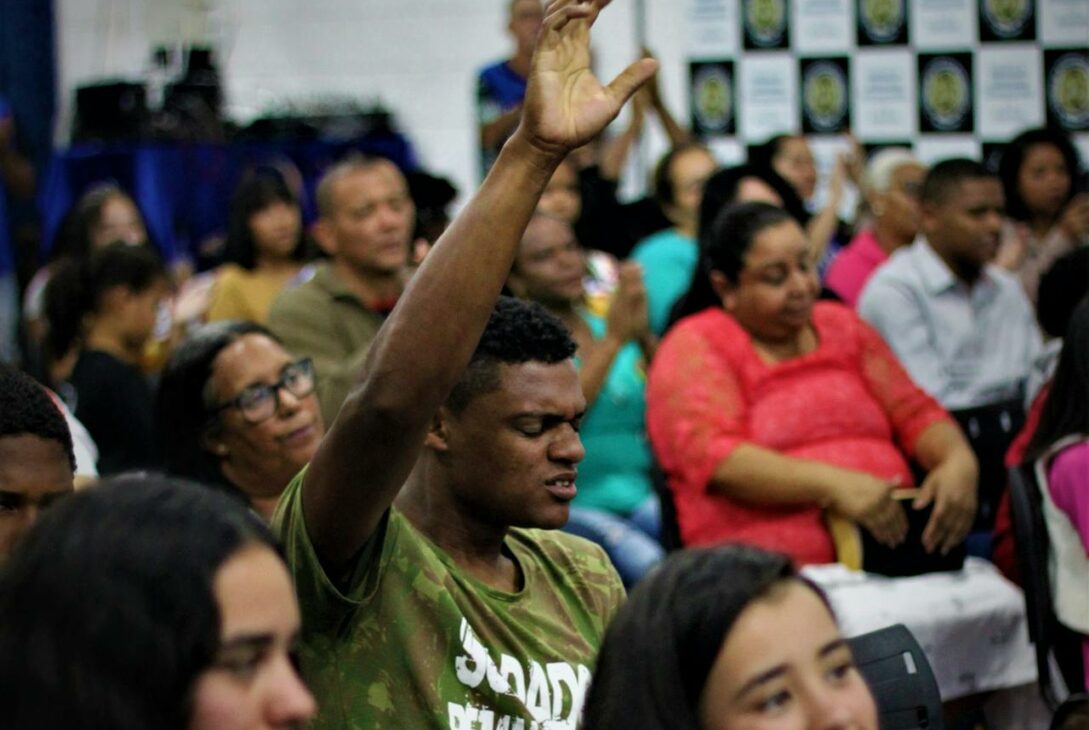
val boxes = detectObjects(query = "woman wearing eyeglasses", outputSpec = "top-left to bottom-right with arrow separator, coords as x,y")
157,321 -> 325,520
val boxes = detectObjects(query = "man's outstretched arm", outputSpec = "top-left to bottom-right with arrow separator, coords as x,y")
302,0 -> 658,567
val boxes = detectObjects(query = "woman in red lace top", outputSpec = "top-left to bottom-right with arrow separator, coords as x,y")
646,202 -> 979,565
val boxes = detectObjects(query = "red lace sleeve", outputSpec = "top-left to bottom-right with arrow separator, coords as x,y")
855,314 -> 952,457
646,316 -> 749,494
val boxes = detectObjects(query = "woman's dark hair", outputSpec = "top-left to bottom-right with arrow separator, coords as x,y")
48,183 -> 147,263
1037,247 -> 1089,339
222,171 -> 308,270
669,201 -> 796,326
652,142 -> 712,208
1026,296 -> 1089,462
157,320 -> 278,494
0,474 -> 281,730
998,127 -> 1082,223
42,241 -> 166,368
583,545 -> 812,729
749,134 -> 794,170
698,164 -> 809,240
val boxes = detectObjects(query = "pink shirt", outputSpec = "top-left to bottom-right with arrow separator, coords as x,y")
1047,440 -> 1089,690
646,303 -> 950,565
824,229 -> 889,308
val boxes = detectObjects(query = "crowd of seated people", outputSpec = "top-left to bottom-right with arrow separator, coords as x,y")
0,1 -> 1087,727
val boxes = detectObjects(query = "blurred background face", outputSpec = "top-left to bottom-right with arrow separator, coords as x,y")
509,217 -> 585,307
508,0 -> 544,56
249,200 -> 301,260
772,137 -> 818,202
207,334 -> 324,500
720,220 -> 818,344
698,580 -> 878,730
874,163 -> 926,242
667,148 -> 718,229
188,544 -> 316,729
91,194 -> 147,249
1018,143 -> 1071,220
321,163 -> 415,277
538,162 -> 582,224
923,177 -> 1004,275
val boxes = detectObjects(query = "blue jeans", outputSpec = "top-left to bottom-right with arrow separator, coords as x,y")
563,497 -> 664,587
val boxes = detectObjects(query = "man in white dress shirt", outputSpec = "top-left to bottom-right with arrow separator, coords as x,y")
859,158 -> 1042,531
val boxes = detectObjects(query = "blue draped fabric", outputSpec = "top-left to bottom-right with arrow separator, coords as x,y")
0,0 -> 56,274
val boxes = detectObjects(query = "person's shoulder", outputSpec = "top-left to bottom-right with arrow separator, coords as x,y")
74,350 -> 134,378
812,300 -> 859,328
658,307 -> 736,352
984,263 -> 1029,298
1051,440 -> 1089,474
631,229 -> 693,262
210,263 -> 248,292
858,245 -> 924,311
634,227 -> 687,249
510,527 -> 623,595
268,263 -> 332,315
869,242 -> 919,281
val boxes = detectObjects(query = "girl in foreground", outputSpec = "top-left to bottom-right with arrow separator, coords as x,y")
583,545 -> 878,729
0,475 -> 315,729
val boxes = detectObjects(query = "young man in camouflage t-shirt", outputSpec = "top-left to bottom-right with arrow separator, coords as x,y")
273,3 -> 658,727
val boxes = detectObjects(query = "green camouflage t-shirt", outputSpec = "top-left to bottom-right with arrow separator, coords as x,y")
275,470 -> 626,729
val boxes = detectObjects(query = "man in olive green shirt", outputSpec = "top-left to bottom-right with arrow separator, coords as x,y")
268,157 -> 414,422
274,2 -> 658,727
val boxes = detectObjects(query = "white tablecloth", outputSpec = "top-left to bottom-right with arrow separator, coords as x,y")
801,558 -> 1037,701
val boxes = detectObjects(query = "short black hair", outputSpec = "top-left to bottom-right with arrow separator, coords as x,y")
920,158 -> 997,207
998,127 -> 1082,223
0,365 -> 75,471
445,296 -> 576,413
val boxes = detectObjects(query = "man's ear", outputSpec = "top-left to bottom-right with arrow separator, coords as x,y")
312,218 -> 337,257
918,201 -> 939,239
424,408 -> 451,453
709,270 -> 735,311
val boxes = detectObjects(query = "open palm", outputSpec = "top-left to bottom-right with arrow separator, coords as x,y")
522,0 -> 658,153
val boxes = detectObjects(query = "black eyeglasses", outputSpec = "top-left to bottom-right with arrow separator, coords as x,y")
211,358 -> 316,424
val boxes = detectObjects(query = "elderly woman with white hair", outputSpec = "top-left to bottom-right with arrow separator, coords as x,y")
825,149 -> 927,307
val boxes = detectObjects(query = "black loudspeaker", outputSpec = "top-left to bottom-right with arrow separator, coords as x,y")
72,82 -> 148,142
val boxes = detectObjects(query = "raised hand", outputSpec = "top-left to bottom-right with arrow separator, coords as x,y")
521,0 -> 658,155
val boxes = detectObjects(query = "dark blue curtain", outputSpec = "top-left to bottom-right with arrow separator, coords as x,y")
0,0 -> 56,173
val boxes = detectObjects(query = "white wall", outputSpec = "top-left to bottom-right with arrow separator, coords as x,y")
55,0 -> 692,205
